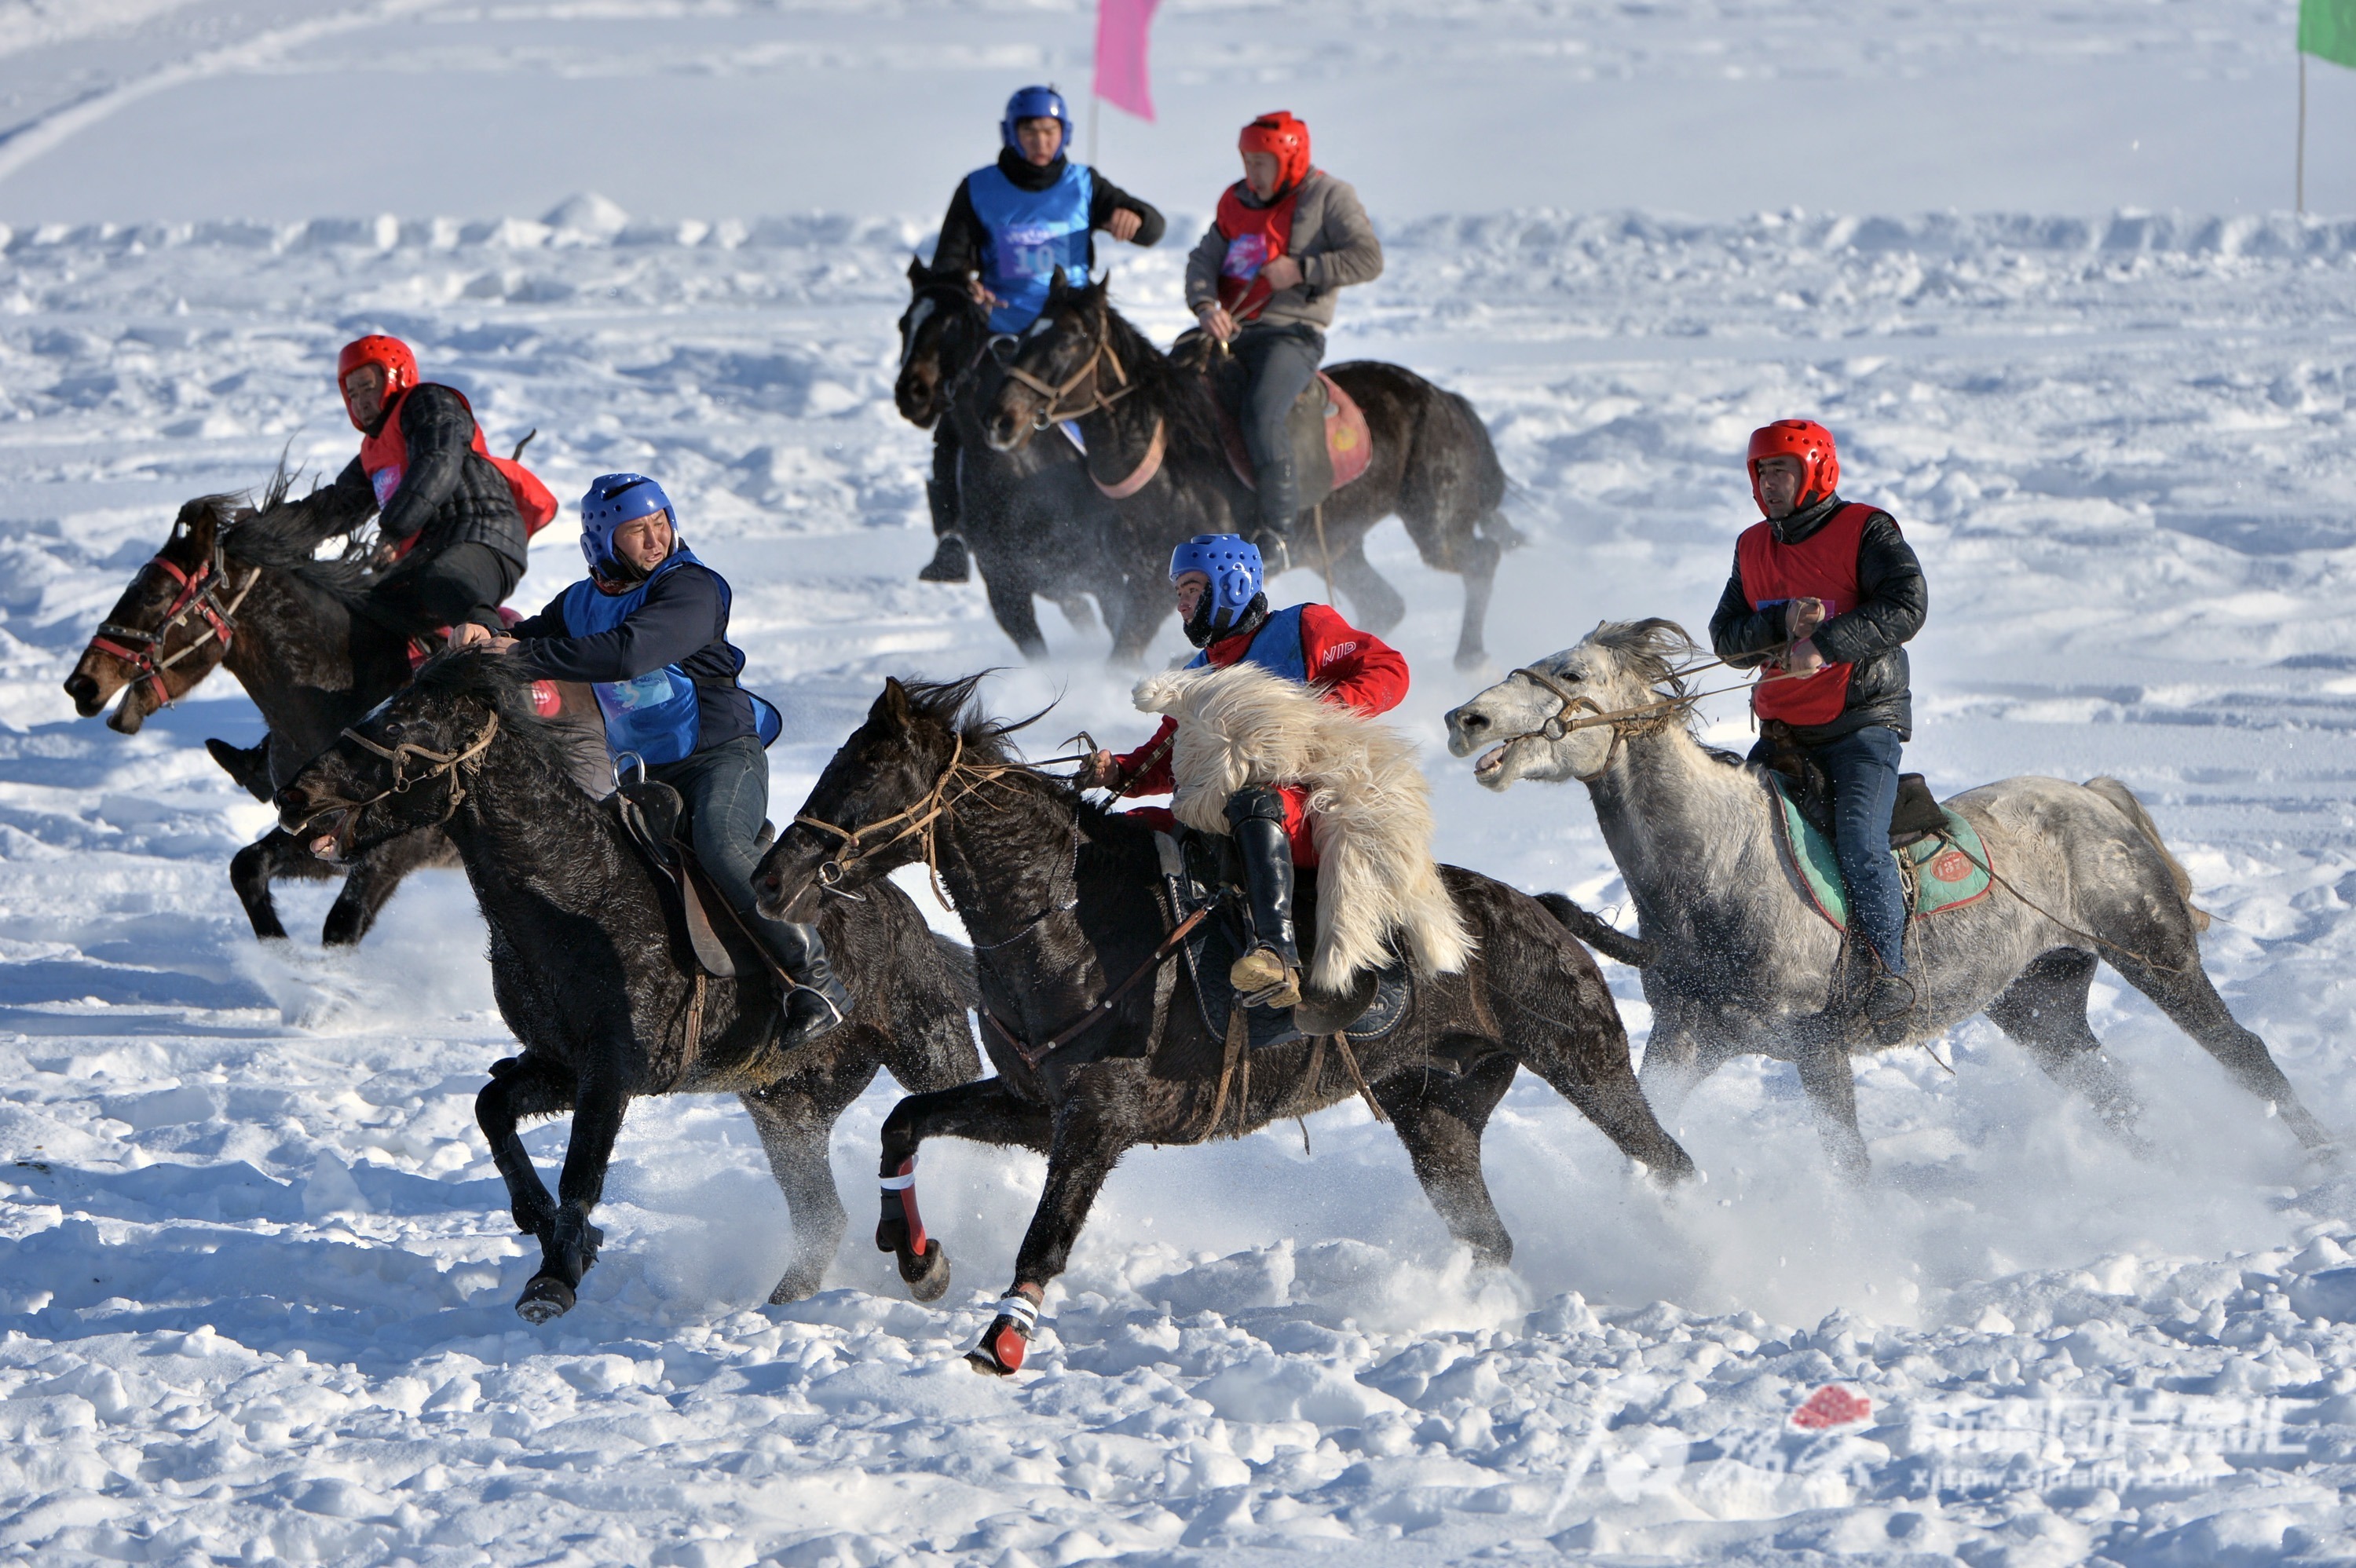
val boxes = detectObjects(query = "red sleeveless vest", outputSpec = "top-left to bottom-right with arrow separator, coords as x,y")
1736,502 -> 1884,727
1214,179 -> 1305,319
359,385 -> 558,558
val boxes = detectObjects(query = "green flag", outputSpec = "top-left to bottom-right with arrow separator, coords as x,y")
2303,0 -> 2356,70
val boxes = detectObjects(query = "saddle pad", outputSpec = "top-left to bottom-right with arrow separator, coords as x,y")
1156,830 -> 1410,1049
1769,776 -> 1994,932
1213,372 -> 1374,509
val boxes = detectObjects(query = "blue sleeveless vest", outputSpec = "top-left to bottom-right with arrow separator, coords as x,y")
559,546 -> 781,766
1185,603 -> 1308,682
967,161 -> 1094,334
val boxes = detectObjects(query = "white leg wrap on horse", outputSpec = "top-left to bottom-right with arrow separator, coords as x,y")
993,1294 -> 1041,1330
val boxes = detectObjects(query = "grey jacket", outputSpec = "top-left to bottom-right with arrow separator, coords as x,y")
1185,170 -> 1383,331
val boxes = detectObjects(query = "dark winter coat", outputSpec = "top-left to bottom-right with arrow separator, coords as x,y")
930,151 -> 1166,280
1709,492 -> 1927,743
309,385 -> 529,571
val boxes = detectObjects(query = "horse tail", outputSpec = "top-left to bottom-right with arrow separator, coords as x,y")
1535,892 -> 1656,967
931,932 -> 981,1010
2083,777 -> 2211,934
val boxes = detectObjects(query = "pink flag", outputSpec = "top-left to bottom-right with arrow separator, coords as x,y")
1093,0 -> 1162,122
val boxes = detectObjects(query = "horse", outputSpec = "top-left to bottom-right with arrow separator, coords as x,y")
273,651 -> 983,1318
750,674 -> 1695,1373
982,272 -> 1520,673
894,261 -> 1137,660
1442,618 -> 2336,1177
61,481 -> 535,945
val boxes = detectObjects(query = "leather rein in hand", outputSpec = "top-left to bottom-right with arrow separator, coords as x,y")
85,538 -> 262,708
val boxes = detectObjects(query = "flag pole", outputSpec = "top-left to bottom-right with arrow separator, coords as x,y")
1089,91 -> 1100,166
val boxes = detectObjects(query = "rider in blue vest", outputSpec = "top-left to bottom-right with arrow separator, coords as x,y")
470,473 -> 851,1044
916,84 -> 1165,583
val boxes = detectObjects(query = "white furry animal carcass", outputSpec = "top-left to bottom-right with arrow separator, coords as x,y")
1130,661 -> 1472,992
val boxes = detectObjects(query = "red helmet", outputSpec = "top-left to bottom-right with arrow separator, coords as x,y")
1747,418 -> 1839,516
336,334 -> 418,429
1238,111 -> 1312,193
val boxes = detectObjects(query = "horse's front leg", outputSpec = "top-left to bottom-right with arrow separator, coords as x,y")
971,1091 -> 1129,1376
1792,1040 -> 1870,1182
876,1078 -> 1054,1303
230,828 -> 335,941
476,1053 -> 571,1241
1452,530 -> 1503,674
518,1060 -> 630,1324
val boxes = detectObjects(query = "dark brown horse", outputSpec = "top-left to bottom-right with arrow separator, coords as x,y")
753,675 -> 1693,1373
984,274 -> 1520,671
61,481 -> 584,944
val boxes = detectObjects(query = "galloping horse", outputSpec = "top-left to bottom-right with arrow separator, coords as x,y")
985,273 -> 1520,673
753,674 -> 1693,1372
276,652 -> 982,1317
894,261 -> 1132,660
1444,619 -> 2335,1177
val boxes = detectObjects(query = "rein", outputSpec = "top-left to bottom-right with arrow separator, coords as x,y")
86,541 -> 262,708
303,714 -> 502,831
1498,656 -> 1815,776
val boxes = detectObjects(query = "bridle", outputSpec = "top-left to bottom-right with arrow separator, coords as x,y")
298,713 -> 502,839
1495,657 -> 1810,778
1001,308 -> 1138,428
901,283 -> 992,408
85,537 -> 261,708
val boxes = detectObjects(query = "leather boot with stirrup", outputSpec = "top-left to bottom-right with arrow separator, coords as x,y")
917,480 -> 970,583
1227,805 -> 1303,1011
1816,936 -> 1916,1047
763,918 -> 853,1047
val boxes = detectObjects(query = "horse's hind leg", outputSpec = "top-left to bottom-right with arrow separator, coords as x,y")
2106,938 -> 2335,1152
1451,531 -> 1502,674
1377,1049 -> 1516,1267
320,830 -> 448,946
231,828 -> 335,941
741,1054 -> 881,1303
1794,1041 -> 1871,1182
1984,948 -> 2148,1150
876,1079 -> 1055,1303
1329,530 -> 1407,636
982,573 -> 1050,662
1502,972 -> 1699,1182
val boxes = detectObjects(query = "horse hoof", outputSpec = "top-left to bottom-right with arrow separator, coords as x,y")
902,1240 -> 951,1303
964,1310 -> 1030,1376
516,1275 -> 576,1323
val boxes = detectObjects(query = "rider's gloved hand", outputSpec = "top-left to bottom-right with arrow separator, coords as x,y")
1077,750 -> 1125,791
1195,301 -> 1238,344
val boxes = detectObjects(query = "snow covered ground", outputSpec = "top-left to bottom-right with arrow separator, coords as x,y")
6,1 -> 2356,1564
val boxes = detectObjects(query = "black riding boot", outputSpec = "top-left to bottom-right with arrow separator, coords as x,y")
207,737 -> 275,802
918,476 -> 969,583
756,916 -> 854,1047
1226,787 -> 1301,1010
1809,934 -> 1916,1048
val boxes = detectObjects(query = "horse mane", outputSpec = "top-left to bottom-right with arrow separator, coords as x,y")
216,466 -> 382,606
1087,286 -> 1223,457
1587,616 -> 1747,766
408,649 -> 605,784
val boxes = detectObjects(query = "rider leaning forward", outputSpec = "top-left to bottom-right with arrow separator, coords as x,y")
1082,533 -> 1408,1010
457,475 -> 851,1047
1709,420 -> 1928,1033
1187,111 -> 1384,575
918,85 -> 1165,584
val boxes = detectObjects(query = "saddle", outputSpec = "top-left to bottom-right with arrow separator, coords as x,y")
1754,722 -> 1946,850
1157,828 -> 1410,1051
1175,329 -> 1374,512
1763,772 -> 1995,932
610,776 -> 778,981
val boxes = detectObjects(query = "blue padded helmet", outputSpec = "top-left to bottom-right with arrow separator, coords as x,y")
1001,85 -> 1074,156
580,473 -> 673,578
1170,533 -> 1263,641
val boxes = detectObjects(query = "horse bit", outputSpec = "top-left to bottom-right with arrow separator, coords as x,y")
86,536 -> 261,707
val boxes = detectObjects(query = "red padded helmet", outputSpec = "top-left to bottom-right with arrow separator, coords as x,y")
1238,111 -> 1312,194
1747,418 -> 1839,516
336,334 -> 418,429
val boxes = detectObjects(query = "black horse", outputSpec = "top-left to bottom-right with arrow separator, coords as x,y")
985,274 -> 1520,672
894,261 -> 1143,660
753,675 -> 1694,1372
62,482 -> 576,944
276,652 -> 982,1318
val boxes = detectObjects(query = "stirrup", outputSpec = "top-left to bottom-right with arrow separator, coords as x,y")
1231,945 -> 1300,1010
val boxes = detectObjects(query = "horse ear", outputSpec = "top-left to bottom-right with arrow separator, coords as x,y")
876,677 -> 914,724
908,254 -> 928,284
1046,268 -> 1070,305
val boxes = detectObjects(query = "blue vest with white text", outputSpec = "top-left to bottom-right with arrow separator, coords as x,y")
1185,603 -> 1309,683
968,162 -> 1094,334
559,546 -> 781,766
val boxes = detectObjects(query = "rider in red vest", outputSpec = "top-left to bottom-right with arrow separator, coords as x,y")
1185,113 -> 1384,576
1080,533 -> 1408,1009
1709,420 -> 1928,1034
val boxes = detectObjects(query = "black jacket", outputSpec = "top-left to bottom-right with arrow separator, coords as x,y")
1709,493 -> 1927,743
308,385 -> 529,571
930,151 -> 1165,280
509,559 -> 764,755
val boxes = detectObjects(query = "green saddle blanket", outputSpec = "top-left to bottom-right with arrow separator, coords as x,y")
1769,775 -> 1992,930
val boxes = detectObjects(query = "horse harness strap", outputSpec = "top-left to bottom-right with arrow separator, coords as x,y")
1004,313 -> 1138,427
1504,657 -> 1816,776
319,715 -> 500,823
979,905 -> 1212,1071
88,545 -> 262,707
1092,415 -> 1166,499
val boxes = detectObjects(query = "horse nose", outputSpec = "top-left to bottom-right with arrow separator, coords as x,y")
274,783 -> 309,820
62,672 -> 99,714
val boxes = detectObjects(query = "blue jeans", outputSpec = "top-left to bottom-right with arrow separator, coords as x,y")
1810,725 -> 1908,974
1233,322 -> 1325,536
652,735 -> 770,915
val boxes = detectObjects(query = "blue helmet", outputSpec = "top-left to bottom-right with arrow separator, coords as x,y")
580,473 -> 673,578
1170,533 -> 1263,638
1001,85 -> 1074,156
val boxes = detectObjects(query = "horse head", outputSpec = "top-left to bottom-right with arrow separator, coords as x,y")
1445,618 -> 1701,790
983,270 -> 1109,453
753,674 -> 986,923
273,649 -> 517,864
65,492 -> 253,733
895,258 -> 987,428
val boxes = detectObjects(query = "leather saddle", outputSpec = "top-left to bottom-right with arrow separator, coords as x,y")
1173,328 -> 1374,514
612,777 -> 777,981
1755,721 -> 1946,850
1156,828 -> 1410,1052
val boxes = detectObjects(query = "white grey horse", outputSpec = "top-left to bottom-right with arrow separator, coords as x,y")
1442,617 -> 2333,1176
